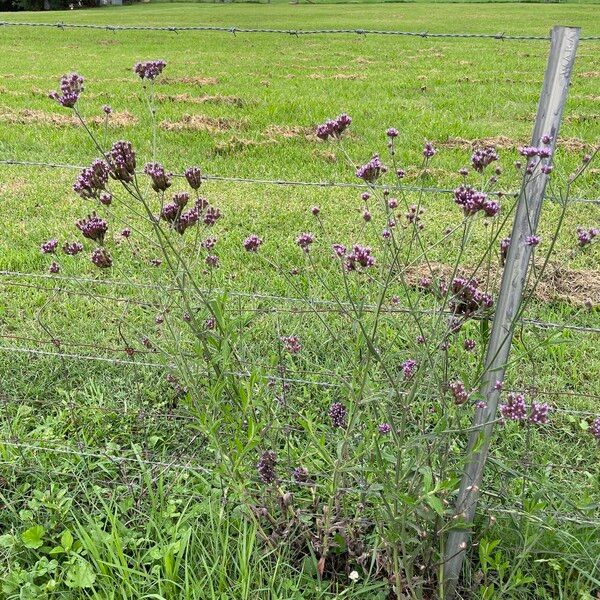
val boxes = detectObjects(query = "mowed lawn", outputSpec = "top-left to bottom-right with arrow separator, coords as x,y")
0,4 -> 599,597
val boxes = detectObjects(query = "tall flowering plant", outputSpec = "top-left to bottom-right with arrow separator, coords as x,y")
43,64 -> 598,597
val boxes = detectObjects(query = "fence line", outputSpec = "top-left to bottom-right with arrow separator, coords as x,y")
2,271 -> 599,335
2,159 -> 599,204
2,21 -> 600,41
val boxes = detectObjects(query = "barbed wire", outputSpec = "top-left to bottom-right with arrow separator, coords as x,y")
1,21 -> 599,41
2,159 -> 599,204
2,271 -> 599,335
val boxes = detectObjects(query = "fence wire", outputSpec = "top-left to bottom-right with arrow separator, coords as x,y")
1,21 -> 599,41
2,159 -> 599,205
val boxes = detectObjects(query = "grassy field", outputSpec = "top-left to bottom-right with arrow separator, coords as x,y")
0,3 -> 599,599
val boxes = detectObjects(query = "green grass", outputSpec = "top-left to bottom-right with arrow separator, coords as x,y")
0,3 -> 599,599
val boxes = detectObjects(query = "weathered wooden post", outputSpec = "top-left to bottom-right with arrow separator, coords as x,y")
442,25 -> 580,598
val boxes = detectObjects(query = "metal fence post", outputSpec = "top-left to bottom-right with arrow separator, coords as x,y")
442,25 -> 580,598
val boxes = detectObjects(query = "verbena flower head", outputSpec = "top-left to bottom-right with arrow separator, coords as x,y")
576,226 -> 598,247
49,73 -> 84,108
453,185 -> 499,217
281,335 -> 301,354
449,380 -> 469,405
500,392 -> 527,421
463,339 -> 476,351
316,113 -> 352,140
444,276 -> 493,316
525,235 -> 540,247
292,466 -> 309,483
378,423 -> 392,434
296,232 -> 315,253
133,59 -> 167,81
184,166 -> 202,190
202,237 -> 217,251
205,255 -> 219,268
244,234 -> 263,252
49,262 -> 60,273
172,191 -> 190,207
529,401 -> 550,425
590,417 -> 600,440
344,244 -> 375,270
76,212 -> 108,244
91,247 -> 112,268
471,146 -> 499,173
73,159 -> 110,200
99,192 -> 112,206
386,127 -> 399,138
257,450 -> 277,484
332,243 -> 346,258
144,162 -> 172,192
356,154 -> 387,182
203,206 -> 221,227
41,239 -> 58,254
102,104 -> 112,115
329,402 -> 347,428
62,241 -> 84,255
423,142 -> 436,158
402,359 -> 417,380
106,140 -> 136,183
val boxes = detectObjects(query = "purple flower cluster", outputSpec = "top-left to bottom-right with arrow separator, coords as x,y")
184,166 -> 202,190
133,59 -> 167,81
49,73 -> 84,108
386,127 -> 399,139
76,212 -> 108,244
378,422 -> 392,434
590,417 -> 600,440
73,159 -> 110,200
449,380 -> 470,405
329,402 -> 347,428
576,226 -> 598,247
62,241 -> 84,255
106,140 -> 136,183
91,247 -> 112,269
281,335 -> 301,354
202,237 -> 217,251
402,359 -> 417,380
344,244 -> 376,271
443,277 -> 493,317
519,145 -> 552,159
292,466 -> 309,483
49,262 -> 60,273
316,113 -> 352,140
471,146 -> 499,173
296,232 -> 315,253
529,401 -> 550,425
500,392 -> 527,421
244,234 -> 263,252
144,162 -> 172,192
257,450 -> 277,484
41,239 -> 58,254
500,236 -> 511,265
463,339 -> 476,351
453,185 -> 499,217
356,154 -> 387,183
423,142 -> 436,158
160,195 -> 218,235
525,235 -> 540,247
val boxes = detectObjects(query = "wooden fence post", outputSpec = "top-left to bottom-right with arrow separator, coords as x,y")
442,25 -> 580,599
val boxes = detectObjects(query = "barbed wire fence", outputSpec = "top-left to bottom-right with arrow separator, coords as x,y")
0,18 -> 599,599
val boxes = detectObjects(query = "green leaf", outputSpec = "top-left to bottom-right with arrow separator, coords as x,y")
425,495 -> 445,517
21,525 -> 45,549
65,559 -> 96,589
60,530 -> 74,552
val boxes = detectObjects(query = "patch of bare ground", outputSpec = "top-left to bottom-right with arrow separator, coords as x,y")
160,114 -> 244,133
0,179 -> 28,195
307,73 -> 365,81
211,136 -> 274,156
565,113 -> 600,124
160,76 -> 219,86
264,125 -> 316,141
437,136 -> 589,152
405,261 -> 600,308
0,107 -> 137,127
313,149 -> 337,163
580,72 -> 600,78
98,39 -> 120,46
155,93 -> 246,107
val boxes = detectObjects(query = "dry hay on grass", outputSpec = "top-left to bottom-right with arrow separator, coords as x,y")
160,76 -> 219,86
264,124 -> 316,141
404,261 -> 600,308
306,73 -> 365,81
159,114 -> 244,133
0,107 -> 137,127
211,136 -> 275,156
155,93 -> 245,107
580,72 -> 600,78
0,178 -> 28,195
437,136 -> 589,153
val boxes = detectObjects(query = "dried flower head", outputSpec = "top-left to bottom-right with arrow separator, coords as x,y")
257,450 -> 277,484
91,247 -> 112,269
